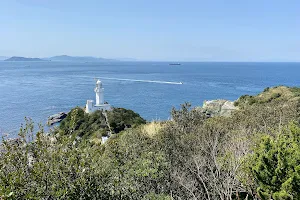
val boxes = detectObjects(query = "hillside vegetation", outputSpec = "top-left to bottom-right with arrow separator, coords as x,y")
1,86 -> 300,199
59,107 -> 146,141
234,86 -> 300,107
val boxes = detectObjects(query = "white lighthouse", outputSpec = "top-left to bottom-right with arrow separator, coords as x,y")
95,79 -> 104,105
85,79 -> 111,113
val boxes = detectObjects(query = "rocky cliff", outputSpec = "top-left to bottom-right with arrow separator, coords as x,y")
201,99 -> 237,117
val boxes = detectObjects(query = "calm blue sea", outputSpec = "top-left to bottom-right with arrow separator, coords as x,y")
1,61 -> 300,136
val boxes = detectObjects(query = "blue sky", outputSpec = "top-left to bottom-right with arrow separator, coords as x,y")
0,0 -> 299,61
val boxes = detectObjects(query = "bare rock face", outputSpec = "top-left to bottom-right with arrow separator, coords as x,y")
202,99 -> 237,117
47,112 -> 67,125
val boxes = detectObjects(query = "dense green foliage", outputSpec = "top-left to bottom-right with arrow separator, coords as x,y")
1,86 -> 300,199
234,86 -> 300,107
249,123 -> 300,199
59,107 -> 146,140
107,108 -> 146,133
0,119 -> 168,199
59,107 -> 107,138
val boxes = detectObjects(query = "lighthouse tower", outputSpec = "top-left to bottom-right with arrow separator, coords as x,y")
85,79 -> 111,113
95,80 -> 104,105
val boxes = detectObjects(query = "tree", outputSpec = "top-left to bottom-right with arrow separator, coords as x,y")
159,103 -> 244,200
249,123 -> 300,200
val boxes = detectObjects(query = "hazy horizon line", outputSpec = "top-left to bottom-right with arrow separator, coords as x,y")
1,55 -> 300,63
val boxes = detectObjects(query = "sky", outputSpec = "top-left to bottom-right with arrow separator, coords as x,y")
0,0 -> 299,61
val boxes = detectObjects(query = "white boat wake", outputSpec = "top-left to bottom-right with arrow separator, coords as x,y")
96,77 -> 183,85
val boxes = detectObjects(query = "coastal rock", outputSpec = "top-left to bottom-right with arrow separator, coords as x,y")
202,99 -> 237,117
47,112 -> 67,125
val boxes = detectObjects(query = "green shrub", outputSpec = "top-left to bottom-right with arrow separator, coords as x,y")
263,87 -> 270,92
107,107 -> 146,133
248,123 -> 300,199
290,87 -> 300,97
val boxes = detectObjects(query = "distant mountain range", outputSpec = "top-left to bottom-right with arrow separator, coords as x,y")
3,55 -> 121,62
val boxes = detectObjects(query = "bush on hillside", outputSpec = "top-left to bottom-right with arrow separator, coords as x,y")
248,123 -> 300,199
107,107 -> 146,133
59,107 -> 107,139
0,119 -> 170,199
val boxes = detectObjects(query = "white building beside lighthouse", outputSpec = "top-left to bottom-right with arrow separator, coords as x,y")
85,79 -> 111,113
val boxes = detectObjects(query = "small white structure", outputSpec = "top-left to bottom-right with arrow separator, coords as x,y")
85,79 -> 111,113
101,136 -> 109,144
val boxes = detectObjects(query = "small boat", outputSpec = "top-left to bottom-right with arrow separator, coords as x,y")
169,63 -> 181,65
179,82 -> 183,84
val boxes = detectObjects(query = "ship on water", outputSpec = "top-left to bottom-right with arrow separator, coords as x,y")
169,63 -> 181,65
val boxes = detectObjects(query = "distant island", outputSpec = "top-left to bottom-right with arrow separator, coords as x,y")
2,55 -> 131,62
5,56 -> 45,61
46,55 -> 117,62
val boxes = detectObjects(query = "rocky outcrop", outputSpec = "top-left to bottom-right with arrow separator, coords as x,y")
202,99 -> 237,117
47,112 -> 67,125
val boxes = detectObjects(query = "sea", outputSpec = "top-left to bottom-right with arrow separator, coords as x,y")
1,61 -> 300,136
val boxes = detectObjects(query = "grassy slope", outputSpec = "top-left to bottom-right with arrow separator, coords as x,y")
234,86 -> 300,107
